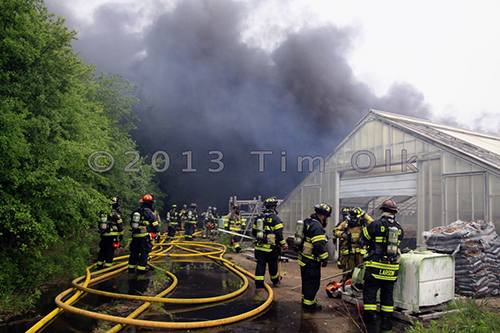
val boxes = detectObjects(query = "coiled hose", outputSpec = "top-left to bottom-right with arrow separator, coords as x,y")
26,233 -> 273,332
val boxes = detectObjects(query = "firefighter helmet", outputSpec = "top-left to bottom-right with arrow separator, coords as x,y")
140,194 -> 154,202
380,199 -> 398,213
171,204 -> 177,209
350,206 -> 363,218
264,197 -> 278,208
314,202 -> 332,217
341,207 -> 351,214
191,203 -> 197,209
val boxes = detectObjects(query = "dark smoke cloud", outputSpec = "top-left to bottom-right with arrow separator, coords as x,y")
46,0 -> 432,213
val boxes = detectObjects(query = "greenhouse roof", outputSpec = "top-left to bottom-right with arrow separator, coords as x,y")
364,110 -> 500,172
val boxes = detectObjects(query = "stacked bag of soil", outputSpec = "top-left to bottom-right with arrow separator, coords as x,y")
422,220 -> 500,297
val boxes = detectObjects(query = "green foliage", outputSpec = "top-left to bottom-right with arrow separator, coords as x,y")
0,0 -> 162,314
406,299 -> 500,333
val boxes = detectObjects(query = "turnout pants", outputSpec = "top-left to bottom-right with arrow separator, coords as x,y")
363,270 -> 396,319
339,253 -> 364,280
97,236 -> 116,267
300,260 -> 321,306
128,236 -> 152,272
254,248 -> 280,286
167,224 -> 177,238
185,223 -> 195,240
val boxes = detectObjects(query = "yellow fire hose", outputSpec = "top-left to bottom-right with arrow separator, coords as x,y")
27,237 -> 273,332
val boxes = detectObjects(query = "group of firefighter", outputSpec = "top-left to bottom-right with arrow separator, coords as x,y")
96,195 -> 245,273
251,197 -> 404,329
96,194 -> 403,327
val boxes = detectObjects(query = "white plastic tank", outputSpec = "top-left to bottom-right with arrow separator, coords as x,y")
393,250 -> 455,312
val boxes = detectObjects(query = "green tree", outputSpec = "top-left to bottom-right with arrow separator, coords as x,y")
0,0 -> 162,313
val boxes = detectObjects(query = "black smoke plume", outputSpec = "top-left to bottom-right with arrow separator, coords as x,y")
47,0 -> 431,213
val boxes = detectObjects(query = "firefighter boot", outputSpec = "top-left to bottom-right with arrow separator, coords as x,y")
302,303 -> 323,311
255,281 -> 265,289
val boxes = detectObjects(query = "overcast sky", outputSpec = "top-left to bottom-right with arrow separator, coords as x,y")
44,0 -> 500,209
49,0 -> 500,133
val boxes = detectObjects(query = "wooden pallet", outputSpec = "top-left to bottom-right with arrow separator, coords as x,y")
340,292 -> 457,323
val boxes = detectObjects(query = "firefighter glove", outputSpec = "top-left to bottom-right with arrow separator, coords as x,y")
321,259 -> 328,267
341,232 -> 349,240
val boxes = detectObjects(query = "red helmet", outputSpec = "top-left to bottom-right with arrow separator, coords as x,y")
380,199 -> 398,213
140,194 -> 154,202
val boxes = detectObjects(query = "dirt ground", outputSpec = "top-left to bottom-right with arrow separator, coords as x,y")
11,239 -> 500,333
221,248 -> 500,333
222,248 -> 387,333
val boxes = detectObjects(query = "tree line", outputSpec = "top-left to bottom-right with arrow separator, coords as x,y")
0,0 -> 161,314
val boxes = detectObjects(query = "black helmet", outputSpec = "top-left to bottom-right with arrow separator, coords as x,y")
341,207 -> 351,214
380,199 -> 398,213
314,203 -> 332,217
264,197 -> 278,208
350,206 -> 363,218
110,196 -> 120,209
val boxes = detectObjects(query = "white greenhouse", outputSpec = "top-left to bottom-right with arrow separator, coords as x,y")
278,110 -> 500,249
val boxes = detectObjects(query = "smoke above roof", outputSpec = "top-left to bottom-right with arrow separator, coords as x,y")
47,0 -> 432,211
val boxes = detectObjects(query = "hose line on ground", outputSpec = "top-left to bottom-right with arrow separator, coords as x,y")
28,237 -> 273,332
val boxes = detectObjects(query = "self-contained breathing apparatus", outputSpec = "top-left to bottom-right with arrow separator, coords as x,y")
255,217 -> 264,241
99,213 -> 108,232
293,220 -> 304,247
387,225 -> 399,258
99,212 -> 121,248
365,217 -> 401,264
255,213 -> 277,247
131,208 -> 153,237
294,219 -> 315,256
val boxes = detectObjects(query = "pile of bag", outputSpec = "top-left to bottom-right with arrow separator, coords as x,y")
422,220 -> 500,297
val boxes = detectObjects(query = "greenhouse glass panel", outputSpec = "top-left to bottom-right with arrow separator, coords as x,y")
444,173 -> 485,224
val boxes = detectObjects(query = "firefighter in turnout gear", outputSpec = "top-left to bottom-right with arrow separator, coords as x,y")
298,202 -> 332,310
179,204 -> 188,230
96,197 -> 124,269
184,203 -> 198,240
201,206 -> 217,240
167,205 -> 179,240
361,199 -> 404,325
333,206 -> 373,280
252,197 -> 287,288
224,203 -> 246,253
128,194 -> 160,273
338,206 -> 351,227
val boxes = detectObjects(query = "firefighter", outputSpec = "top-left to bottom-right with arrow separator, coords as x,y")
337,206 -> 351,227
333,206 -> 374,280
96,197 -> 124,269
224,203 -> 246,253
298,202 -> 332,310
201,206 -> 217,240
184,203 -> 198,240
166,204 -> 179,241
128,194 -> 160,273
361,199 -> 404,325
252,197 -> 287,288
179,204 -> 188,230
